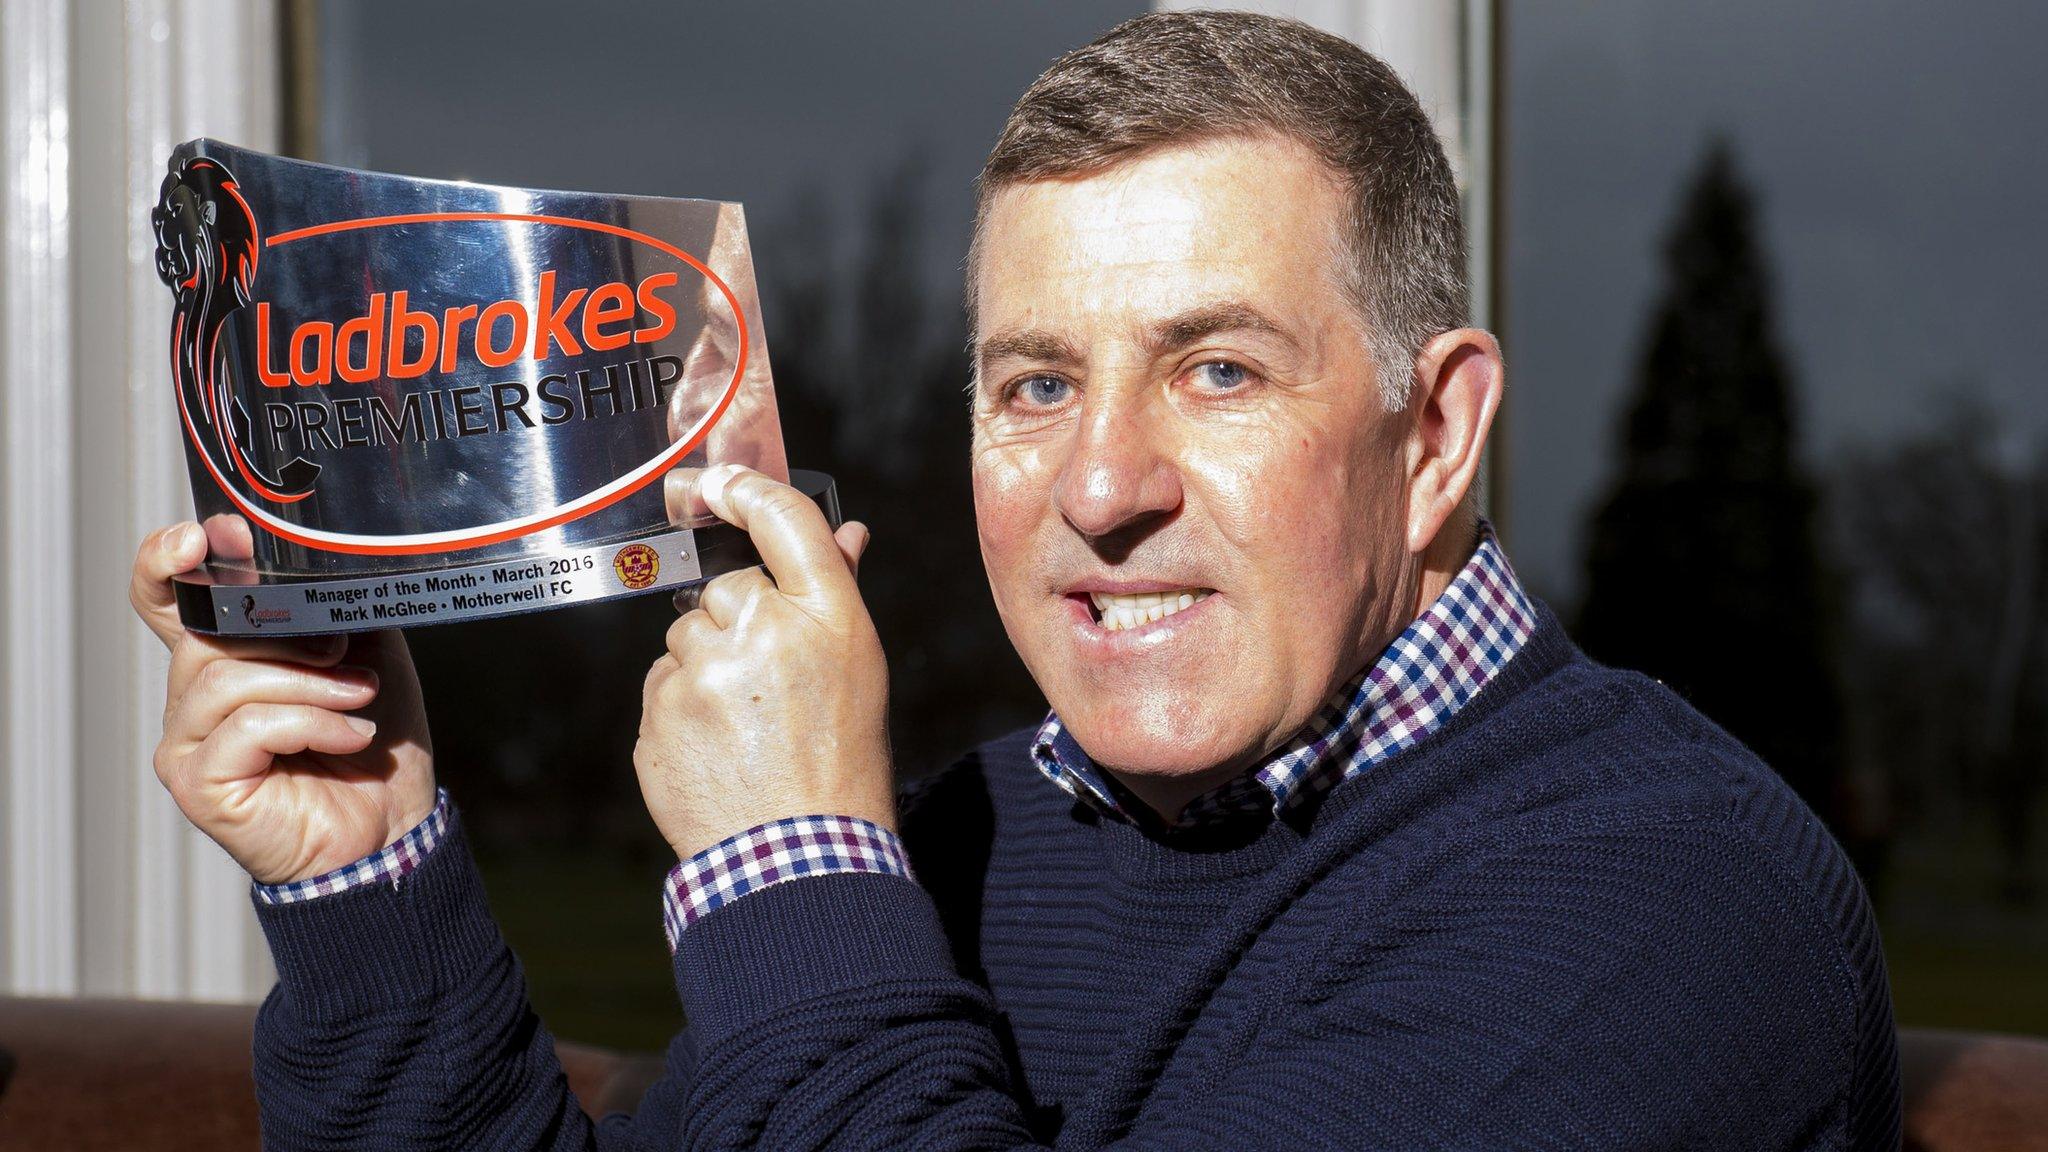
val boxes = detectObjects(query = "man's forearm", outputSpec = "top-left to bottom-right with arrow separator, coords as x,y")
670,869 -> 1047,1150
661,868 -> 1342,1150
250,805 -> 601,1151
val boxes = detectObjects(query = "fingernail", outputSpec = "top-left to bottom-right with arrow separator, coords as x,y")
174,522 -> 203,554
336,664 -> 379,691
345,715 -> 377,738
699,463 -> 748,517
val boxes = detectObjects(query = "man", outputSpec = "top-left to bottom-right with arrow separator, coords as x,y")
130,12 -> 1900,1150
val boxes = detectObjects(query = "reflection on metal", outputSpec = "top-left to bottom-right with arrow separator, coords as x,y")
152,140 -> 823,635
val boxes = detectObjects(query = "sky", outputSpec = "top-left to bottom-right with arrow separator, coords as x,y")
1506,0 -> 2048,601
320,0 -> 2048,605
318,0 -> 1141,309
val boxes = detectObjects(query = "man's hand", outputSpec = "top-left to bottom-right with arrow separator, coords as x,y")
131,516 -> 437,886
637,466 -> 893,861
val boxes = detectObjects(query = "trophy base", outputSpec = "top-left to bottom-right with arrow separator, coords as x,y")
173,470 -> 840,636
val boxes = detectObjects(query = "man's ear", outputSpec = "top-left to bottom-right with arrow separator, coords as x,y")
1403,328 -> 1505,557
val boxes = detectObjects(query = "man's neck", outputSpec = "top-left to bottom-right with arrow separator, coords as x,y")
1408,520 -> 1474,622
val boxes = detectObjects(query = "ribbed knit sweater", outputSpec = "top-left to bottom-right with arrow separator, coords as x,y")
250,606 -> 1901,1149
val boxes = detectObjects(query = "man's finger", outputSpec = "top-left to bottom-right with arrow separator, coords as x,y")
166,659 -> 379,747
663,605 -> 720,661
663,467 -> 715,527
697,465 -> 854,604
167,630 -> 351,704
695,567 -> 773,630
642,653 -> 677,701
834,521 -> 870,580
131,522 -> 208,649
180,702 -> 377,792
202,513 -> 256,563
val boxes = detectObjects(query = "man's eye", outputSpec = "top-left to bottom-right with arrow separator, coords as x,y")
1188,360 -> 1252,391
1012,374 -> 1072,407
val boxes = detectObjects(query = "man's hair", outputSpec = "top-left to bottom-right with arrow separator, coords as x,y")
972,10 -> 1468,410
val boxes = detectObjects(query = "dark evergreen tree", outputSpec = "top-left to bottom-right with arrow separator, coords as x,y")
1578,142 -> 1853,850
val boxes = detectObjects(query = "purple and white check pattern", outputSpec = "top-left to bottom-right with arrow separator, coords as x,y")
253,788 -> 450,905
1033,521 -> 1536,828
661,815 -> 911,950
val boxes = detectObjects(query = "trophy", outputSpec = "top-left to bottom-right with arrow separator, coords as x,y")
151,139 -> 834,636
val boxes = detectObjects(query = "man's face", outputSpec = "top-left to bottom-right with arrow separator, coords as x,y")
971,134 -> 1420,794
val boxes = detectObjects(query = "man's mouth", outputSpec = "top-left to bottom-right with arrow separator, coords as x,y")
1087,588 -> 1214,632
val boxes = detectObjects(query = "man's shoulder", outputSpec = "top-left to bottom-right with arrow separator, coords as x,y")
1374,653 -> 1895,1084
1488,657 -> 1876,926
1548,664 -> 1853,867
1464,648 -> 1842,853
1336,646 -> 1890,1011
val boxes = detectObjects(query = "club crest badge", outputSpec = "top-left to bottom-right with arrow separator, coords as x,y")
613,543 -> 661,590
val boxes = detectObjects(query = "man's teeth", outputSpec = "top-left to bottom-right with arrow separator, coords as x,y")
1089,589 -> 1211,632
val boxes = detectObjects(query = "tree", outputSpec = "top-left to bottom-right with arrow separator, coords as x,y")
1577,142 -> 1858,861
1832,394 -> 2046,904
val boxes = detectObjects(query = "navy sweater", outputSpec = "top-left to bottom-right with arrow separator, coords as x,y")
251,608 -> 1901,1149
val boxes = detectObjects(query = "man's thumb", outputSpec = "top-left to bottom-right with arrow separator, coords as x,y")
835,521 -> 871,579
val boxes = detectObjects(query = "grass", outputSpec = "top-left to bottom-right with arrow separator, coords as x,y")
1873,802 -> 2048,1038
1884,928 -> 2048,1036
475,851 -> 682,1052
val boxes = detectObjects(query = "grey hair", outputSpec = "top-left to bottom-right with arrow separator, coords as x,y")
969,10 -> 1469,411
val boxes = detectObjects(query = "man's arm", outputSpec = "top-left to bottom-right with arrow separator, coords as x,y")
656,822 -> 1889,1151
250,806 -> 612,1150
131,524 -> 661,1150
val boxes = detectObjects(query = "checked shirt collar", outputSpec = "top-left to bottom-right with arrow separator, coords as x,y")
1031,521 -> 1536,829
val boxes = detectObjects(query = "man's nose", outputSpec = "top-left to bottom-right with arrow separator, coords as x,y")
1053,391 -> 1183,542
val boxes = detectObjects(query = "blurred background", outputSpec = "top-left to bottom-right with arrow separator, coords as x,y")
1,0 -> 2041,1051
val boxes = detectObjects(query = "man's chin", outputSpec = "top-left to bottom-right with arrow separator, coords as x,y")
1053,699 -> 1263,784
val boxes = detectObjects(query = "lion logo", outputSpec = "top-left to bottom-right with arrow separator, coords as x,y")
154,156 -> 319,503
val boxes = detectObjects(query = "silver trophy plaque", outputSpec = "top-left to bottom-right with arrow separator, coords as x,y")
152,139 -> 834,636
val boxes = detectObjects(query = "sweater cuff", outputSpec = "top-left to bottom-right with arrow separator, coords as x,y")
253,804 -> 505,1020
673,869 -> 957,1050
253,789 -> 450,905
662,815 -> 911,950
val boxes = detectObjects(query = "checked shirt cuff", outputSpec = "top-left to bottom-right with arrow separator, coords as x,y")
662,815 -> 911,950
253,789 -> 451,905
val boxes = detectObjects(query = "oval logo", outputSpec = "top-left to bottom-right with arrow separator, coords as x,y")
172,206 -> 748,557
